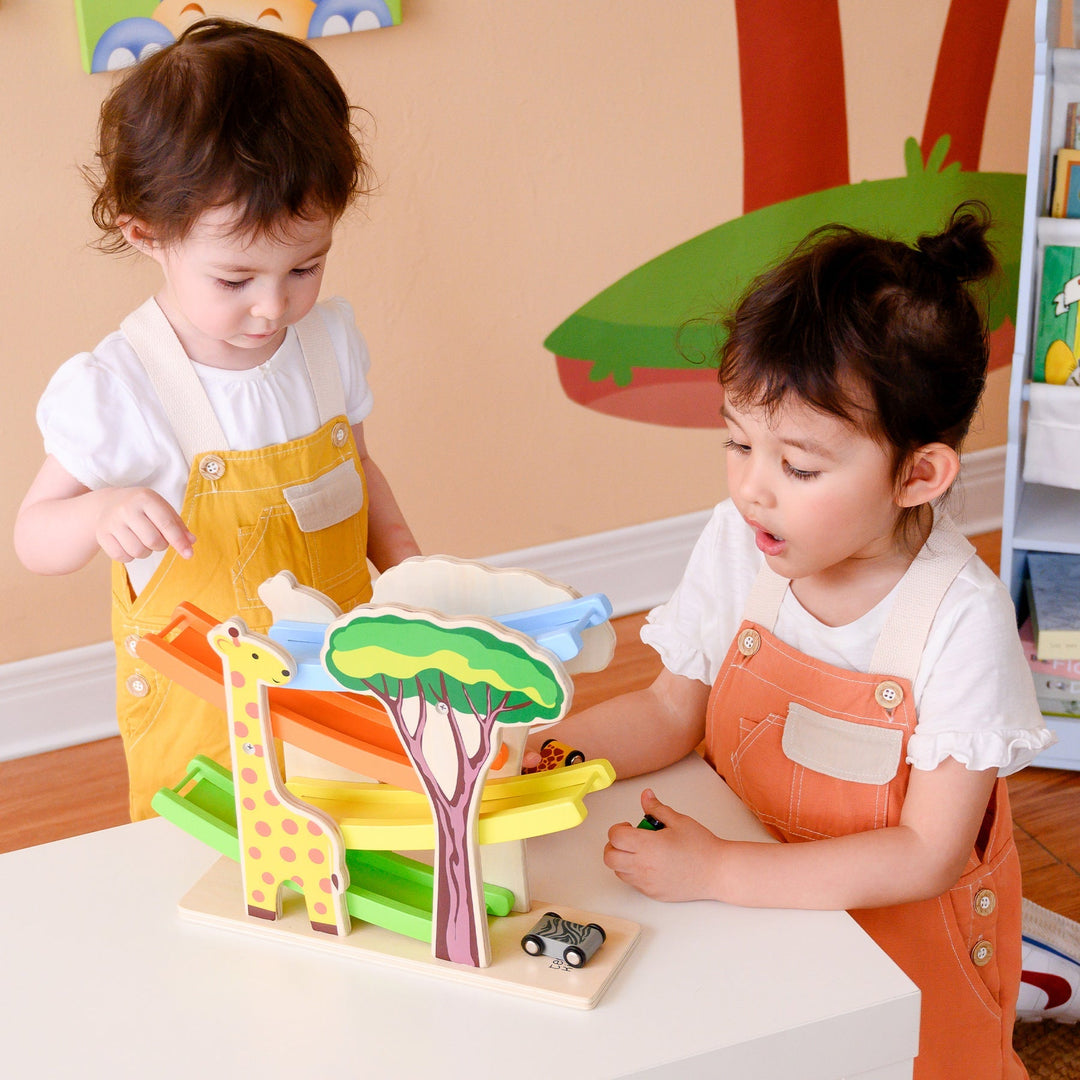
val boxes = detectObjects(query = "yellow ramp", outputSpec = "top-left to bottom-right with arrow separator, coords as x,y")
286,759 -> 615,850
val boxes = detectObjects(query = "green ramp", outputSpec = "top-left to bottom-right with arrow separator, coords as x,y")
153,756 -> 515,943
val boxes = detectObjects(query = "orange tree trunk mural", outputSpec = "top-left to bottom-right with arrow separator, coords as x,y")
736,0 -> 849,212
545,0 -> 1025,428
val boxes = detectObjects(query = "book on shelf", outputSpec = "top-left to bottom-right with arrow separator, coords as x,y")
1052,148 -> 1080,218
1020,618 -> 1080,717
1068,102 -> 1080,150
1025,552 -> 1080,660
1032,245 -> 1080,383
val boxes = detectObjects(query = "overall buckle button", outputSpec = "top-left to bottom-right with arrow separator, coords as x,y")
874,680 -> 904,710
331,422 -> 348,447
974,888 -> 997,916
199,454 -> 226,481
970,939 -> 994,967
737,628 -> 761,658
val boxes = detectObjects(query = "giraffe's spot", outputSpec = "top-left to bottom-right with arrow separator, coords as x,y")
280,846 -> 297,862
245,702 -> 260,719
252,889 -> 264,903
320,878 -> 333,894
242,797 -> 256,811
314,901 -> 327,916
307,820 -> 323,836
233,720 -> 248,737
248,846 -> 262,859
255,821 -> 271,837
262,871 -> 275,885
231,670 -> 246,688
241,768 -> 258,784
292,875 -> 304,888
265,791 -> 280,807
309,848 -> 325,864
282,819 -> 298,835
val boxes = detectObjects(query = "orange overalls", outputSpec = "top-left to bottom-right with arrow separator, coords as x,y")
705,518 -> 1026,1080
112,299 -> 373,820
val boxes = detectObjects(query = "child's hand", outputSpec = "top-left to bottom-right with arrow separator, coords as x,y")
604,789 -> 724,902
95,487 -> 196,562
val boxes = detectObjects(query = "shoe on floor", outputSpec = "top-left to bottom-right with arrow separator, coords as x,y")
1018,899 -> 1080,1024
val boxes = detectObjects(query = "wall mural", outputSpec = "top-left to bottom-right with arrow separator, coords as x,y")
75,0 -> 401,73
544,0 -> 1024,428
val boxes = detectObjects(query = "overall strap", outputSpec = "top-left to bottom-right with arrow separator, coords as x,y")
292,306 -> 347,427
120,300 -> 348,464
869,512 -> 974,683
120,299 -> 226,464
742,563 -> 791,630
740,510 -> 974,685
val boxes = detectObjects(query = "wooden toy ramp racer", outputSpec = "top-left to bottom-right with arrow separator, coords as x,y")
139,558 -> 623,972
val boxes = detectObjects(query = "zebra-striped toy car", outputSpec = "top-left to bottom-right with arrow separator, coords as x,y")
520,912 -> 606,968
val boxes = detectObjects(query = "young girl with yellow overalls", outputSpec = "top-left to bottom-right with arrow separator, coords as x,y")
540,204 -> 1066,1078
15,20 -> 420,821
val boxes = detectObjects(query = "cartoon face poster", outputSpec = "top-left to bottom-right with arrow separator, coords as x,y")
74,0 -> 401,74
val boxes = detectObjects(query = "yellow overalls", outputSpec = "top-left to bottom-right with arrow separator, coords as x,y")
112,299 -> 373,820
706,516 -> 1026,1080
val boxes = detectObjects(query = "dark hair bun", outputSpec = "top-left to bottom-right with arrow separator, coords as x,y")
915,200 -> 996,283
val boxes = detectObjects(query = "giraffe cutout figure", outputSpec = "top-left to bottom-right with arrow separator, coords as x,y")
209,617 -> 351,936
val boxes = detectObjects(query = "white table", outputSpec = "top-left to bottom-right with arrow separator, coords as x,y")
0,755 -> 918,1079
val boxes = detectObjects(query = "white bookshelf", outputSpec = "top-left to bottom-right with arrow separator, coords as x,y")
1002,0 -> 1080,768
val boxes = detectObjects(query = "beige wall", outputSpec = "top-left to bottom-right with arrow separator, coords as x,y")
0,1 -> 1035,662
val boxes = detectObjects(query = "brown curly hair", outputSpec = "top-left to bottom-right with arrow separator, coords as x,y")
87,18 -> 373,251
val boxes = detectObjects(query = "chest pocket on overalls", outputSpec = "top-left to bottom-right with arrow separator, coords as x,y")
234,459 -> 368,610
733,702 -> 903,840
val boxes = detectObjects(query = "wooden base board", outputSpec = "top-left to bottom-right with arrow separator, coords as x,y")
178,856 -> 640,1009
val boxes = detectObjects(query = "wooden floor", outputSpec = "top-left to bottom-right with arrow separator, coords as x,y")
1,531 -> 1078,922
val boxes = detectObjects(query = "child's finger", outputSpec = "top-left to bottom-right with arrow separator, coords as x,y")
639,788 -> 672,827
149,507 -> 196,559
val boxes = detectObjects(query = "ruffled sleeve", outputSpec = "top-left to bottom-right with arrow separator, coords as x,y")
908,564 -> 1055,776
37,346 -> 165,491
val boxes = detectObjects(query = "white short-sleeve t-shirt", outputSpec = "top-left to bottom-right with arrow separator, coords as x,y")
37,296 -> 374,594
641,499 -> 1054,776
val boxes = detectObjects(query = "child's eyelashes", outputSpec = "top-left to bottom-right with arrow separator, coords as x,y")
723,439 -> 819,480
214,265 -> 322,291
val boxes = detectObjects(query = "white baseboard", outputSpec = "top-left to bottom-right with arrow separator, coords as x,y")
0,446 -> 1006,764
0,641 -> 118,763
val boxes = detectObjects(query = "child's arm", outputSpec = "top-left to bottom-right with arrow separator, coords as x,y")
532,667 -> 711,780
15,455 -> 195,574
351,422 -> 421,571
605,757 -> 998,908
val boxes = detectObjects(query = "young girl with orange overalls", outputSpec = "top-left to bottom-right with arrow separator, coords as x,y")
542,204 -> 1061,1079
14,20 -> 420,820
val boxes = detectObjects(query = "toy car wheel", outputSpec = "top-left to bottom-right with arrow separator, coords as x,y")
522,934 -> 544,956
565,749 -> 586,765
564,946 -> 586,968
586,922 -> 606,943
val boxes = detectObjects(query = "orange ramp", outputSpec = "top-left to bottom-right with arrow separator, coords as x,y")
135,602 -> 421,791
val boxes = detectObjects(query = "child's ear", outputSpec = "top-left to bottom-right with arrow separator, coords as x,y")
896,443 -> 960,508
118,217 -> 156,254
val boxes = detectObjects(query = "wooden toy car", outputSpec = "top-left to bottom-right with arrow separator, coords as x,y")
521,911 -> 606,968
